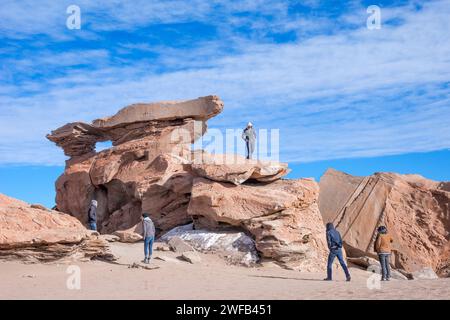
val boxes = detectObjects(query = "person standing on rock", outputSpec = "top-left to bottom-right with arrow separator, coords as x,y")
88,200 -> 97,231
242,122 -> 256,159
142,213 -> 156,264
324,222 -> 351,282
374,225 -> 393,281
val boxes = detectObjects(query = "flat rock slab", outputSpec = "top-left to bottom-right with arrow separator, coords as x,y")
180,252 -> 202,264
412,267 -> 439,280
128,262 -> 160,270
155,243 -> 172,251
155,256 -> 181,264
100,235 -> 121,243
168,236 -> 195,253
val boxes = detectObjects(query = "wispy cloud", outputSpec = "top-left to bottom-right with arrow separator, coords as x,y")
0,0 -> 449,165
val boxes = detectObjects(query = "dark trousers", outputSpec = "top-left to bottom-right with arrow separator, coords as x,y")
378,253 -> 391,279
327,248 -> 350,279
245,140 -> 255,159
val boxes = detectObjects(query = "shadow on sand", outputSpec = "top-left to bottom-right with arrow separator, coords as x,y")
248,275 -> 326,282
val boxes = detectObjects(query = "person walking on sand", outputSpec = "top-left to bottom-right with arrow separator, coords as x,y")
374,225 -> 393,281
88,200 -> 97,231
324,222 -> 351,281
242,122 -> 256,159
142,213 -> 155,264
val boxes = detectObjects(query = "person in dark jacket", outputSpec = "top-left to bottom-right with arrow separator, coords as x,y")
142,213 -> 156,264
88,200 -> 97,231
324,222 -> 351,281
374,225 -> 393,281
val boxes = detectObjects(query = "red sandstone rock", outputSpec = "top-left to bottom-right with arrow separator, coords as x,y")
45,96 -> 329,271
188,178 -> 328,272
0,193 -> 114,262
191,153 -> 290,185
319,168 -> 450,276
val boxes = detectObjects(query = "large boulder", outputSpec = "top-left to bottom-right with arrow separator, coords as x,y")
160,223 -> 259,266
318,168 -> 450,276
112,223 -> 143,243
0,193 -> 114,262
188,178 -> 328,272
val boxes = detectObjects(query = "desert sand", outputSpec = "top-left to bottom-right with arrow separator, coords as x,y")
1,242 -> 449,300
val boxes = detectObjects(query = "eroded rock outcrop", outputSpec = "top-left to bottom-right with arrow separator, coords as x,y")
319,168 -> 450,276
0,193 -> 114,262
191,153 -> 291,185
47,95 -> 327,271
188,178 -> 328,271
49,95 -> 220,234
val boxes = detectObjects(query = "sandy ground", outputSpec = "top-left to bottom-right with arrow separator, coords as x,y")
1,242 -> 449,300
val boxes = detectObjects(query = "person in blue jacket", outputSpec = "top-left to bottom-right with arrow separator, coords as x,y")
324,222 -> 351,281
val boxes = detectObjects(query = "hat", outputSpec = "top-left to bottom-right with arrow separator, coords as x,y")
247,122 -> 253,127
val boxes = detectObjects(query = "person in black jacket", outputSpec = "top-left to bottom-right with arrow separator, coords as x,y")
324,222 -> 351,281
88,200 -> 97,231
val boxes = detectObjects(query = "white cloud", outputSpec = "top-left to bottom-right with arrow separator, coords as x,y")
0,0 -> 449,165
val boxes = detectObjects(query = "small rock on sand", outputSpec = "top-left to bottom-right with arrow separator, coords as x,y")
168,237 -> 195,253
180,252 -> 201,264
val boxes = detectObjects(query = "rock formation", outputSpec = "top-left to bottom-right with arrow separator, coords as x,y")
47,95 -> 328,271
47,96 -> 223,234
0,193 -> 114,262
319,168 -> 450,277
188,178 -> 328,271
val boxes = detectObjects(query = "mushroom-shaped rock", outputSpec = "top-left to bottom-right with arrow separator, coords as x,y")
47,96 -> 224,158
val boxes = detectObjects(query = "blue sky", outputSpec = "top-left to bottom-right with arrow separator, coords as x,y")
0,0 -> 449,207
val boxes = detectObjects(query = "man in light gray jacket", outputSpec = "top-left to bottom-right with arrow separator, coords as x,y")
242,122 -> 256,159
142,213 -> 156,264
